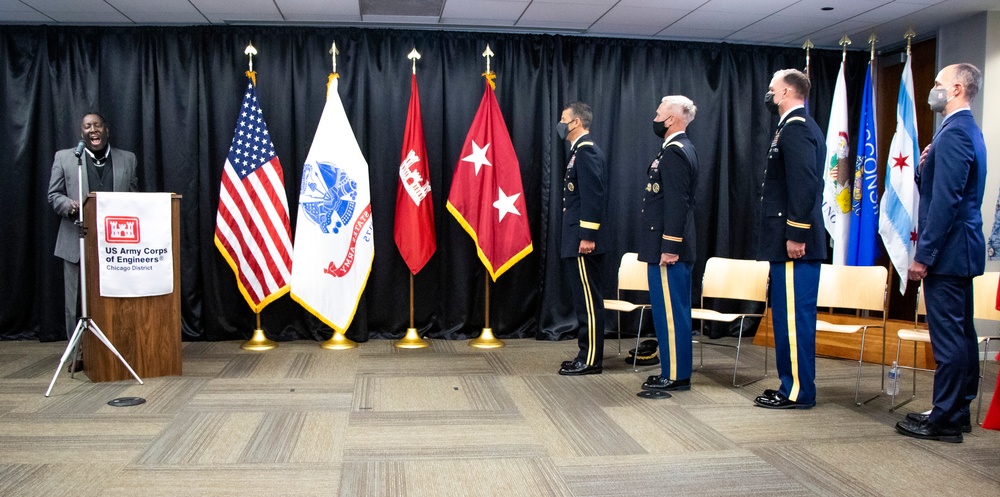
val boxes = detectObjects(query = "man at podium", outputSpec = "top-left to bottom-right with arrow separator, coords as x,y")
47,112 -> 138,343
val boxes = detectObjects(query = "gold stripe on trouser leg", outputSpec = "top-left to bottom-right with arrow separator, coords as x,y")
660,265 -> 677,379
785,261 -> 800,400
577,256 -> 596,365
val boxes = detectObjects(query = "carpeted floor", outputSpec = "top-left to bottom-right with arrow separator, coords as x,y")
0,336 -> 997,496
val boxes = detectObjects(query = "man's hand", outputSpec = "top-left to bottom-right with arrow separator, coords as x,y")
908,261 -> 928,281
68,200 -> 80,217
660,253 -> 679,266
579,240 -> 595,255
918,144 -> 931,169
786,240 -> 806,259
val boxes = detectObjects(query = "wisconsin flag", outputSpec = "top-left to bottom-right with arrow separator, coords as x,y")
394,74 -> 436,274
878,53 -> 920,293
447,81 -> 532,280
291,75 -> 374,331
847,62 -> 879,266
821,60 -> 852,265
215,75 -> 293,311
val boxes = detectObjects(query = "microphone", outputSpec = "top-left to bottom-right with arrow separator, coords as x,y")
74,140 -> 86,158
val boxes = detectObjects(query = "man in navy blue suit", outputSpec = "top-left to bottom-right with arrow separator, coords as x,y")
896,63 -> 987,443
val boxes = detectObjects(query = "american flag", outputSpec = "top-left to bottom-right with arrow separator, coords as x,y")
214,78 -> 293,311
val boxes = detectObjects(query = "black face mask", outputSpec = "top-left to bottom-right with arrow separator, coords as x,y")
652,119 -> 668,138
764,91 -> 780,115
556,122 -> 569,140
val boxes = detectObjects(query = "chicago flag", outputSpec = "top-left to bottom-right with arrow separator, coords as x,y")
821,60 -> 852,265
394,74 -> 436,274
214,76 -> 293,311
447,82 -> 532,280
291,75 -> 374,331
878,53 -> 920,293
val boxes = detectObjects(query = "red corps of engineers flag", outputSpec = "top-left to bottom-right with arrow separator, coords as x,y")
214,75 -> 293,311
446,81 -> 532,280
394,74 -> 436,274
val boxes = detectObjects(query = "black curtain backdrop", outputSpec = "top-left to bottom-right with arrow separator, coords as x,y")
0,26 -> 870,342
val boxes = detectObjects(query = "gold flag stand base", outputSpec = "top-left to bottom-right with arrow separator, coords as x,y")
241,328 -> 277,351
394,328 -> 429,349
469,327 -> 504,349
321,330 -> 358,350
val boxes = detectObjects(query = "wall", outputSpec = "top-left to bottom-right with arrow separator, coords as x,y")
937,11 -> 999,269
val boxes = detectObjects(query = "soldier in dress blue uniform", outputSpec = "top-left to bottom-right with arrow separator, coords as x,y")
557,102 -> 609,376
896,63 -> 987,443
637,96 -> 699,394
753,69 -> 827,409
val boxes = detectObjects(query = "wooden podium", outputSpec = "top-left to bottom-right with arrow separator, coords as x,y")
82,193 -> 182,382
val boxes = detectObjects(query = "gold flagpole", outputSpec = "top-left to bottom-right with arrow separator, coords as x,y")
470,273 -> 503,348
469,43 -> 504,349
320,40 -> 358,351
868,32 -> 878,62
395,47 -> 431,350
243,311 -> 278,350
840,35 -> 852,62
239,42 -> 277,352
802,39 -> 813,78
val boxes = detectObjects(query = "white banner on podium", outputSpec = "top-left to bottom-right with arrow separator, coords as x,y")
96,192 -> 173,297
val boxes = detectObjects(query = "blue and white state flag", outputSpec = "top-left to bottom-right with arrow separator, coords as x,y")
878,53 -> 920,293
847,61 -> 879,266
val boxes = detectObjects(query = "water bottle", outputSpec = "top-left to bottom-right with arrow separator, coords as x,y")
886,361 -> 900,396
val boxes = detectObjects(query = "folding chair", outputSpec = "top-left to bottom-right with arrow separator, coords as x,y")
893,273 -> 1000,423
603,253 -> 652,371
814,264 -> 888,406
891,284 -> 929,412
972,272 -> 1000,424
690,257 -> 770,387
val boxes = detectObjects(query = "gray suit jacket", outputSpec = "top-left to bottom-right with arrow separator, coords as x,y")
48,147 -> 139,262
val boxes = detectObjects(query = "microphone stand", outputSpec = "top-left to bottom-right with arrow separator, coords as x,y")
45,149 -> 143,396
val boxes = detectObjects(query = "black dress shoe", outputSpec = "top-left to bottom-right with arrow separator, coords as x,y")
753,390 -> 814,409
67,359 -> 84,372
905,412 -> 972,433
561,360 -> 575,369
896,418 -> 963,443
558,361 -> 602,376
642,376 -> 690,391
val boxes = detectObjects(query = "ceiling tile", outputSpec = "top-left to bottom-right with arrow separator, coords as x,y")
17,0 -> 132,23
587,23 -> 665,37
440,0 -> 527,23
274,0 -> 360,16
655,26 -> 741,40
0,11 -> 52,22
698,0 -> 798,14
189,0 -> 282,23
774,0 -> 881,19
670,10 -> 770,31
619,0 -> 705,7
517,2 -> 611,29
741,14 -> 837,33
595,5 -> 688,26
361,14 -> 439,24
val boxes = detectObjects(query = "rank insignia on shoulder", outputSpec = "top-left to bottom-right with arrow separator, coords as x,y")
567,182 -> 575,191
652,183 -> 660,193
